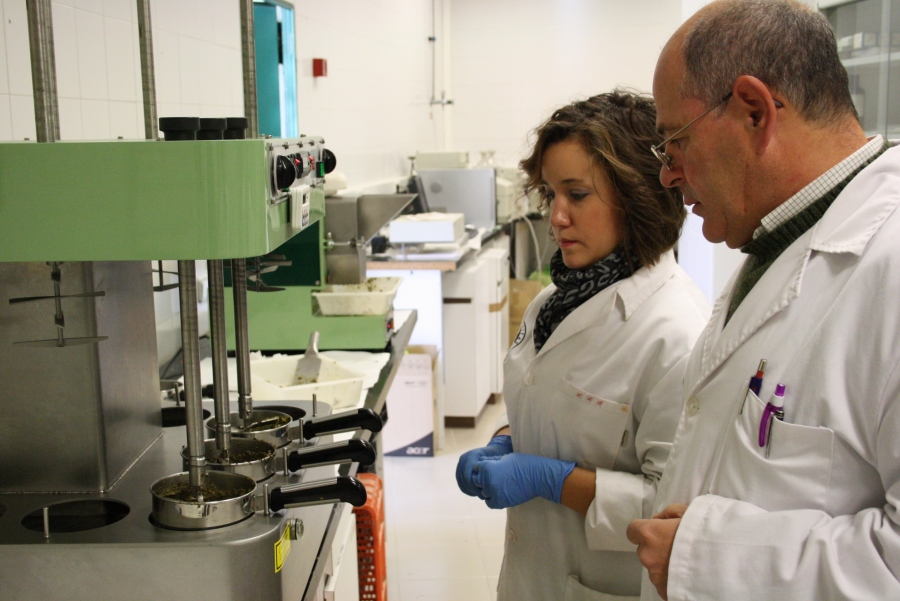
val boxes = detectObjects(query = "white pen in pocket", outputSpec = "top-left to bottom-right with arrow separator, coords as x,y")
758,383 -> 786,458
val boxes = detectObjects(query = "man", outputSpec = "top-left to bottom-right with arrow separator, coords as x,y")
625,1 -> 900,600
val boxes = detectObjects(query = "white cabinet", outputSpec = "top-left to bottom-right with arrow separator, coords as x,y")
441,240 -> 510,426
442,258 -> 492,425
481,247 -> 510,399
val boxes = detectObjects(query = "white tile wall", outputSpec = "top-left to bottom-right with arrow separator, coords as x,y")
0,0 -> 244,140
0,94 -> 11,139
0,0 -> 234,366
151,0 -> 242,120
75,10 -> 108,99
9,92 -> 36,139
0,2 -> 8,96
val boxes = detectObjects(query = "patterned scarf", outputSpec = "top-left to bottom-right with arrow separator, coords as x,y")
533,246 -> 638,352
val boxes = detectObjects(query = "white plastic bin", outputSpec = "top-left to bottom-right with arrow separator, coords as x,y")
312,277 -> 402,316
250,354 -> 365,410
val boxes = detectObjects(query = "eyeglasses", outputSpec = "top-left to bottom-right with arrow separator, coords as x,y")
651,93 -> 785,170
651,92 -> 733,170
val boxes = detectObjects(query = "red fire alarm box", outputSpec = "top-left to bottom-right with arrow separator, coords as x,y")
313,58 -> 327,77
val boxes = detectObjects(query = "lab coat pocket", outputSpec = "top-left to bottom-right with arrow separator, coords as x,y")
564,574 -> 640,601
543,379 -> 630,470
709,389 -> 834,512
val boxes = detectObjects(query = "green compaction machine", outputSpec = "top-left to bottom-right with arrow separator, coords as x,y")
225,192 -> 415,352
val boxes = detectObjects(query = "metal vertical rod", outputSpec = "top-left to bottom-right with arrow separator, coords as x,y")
231,259 -> 253,421
239,0 -> 259,138
26,0 -> 60,142
177,260 -> 206,492
136,0 -> 158,140
50,262 -> 64,346
42,507 -> 50,539
207,260 -> 232,456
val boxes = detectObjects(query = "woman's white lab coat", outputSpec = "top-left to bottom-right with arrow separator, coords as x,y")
498,250 -> 710,601
644,144 -> 900,601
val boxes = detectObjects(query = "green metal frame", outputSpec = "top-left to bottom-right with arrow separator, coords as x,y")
224,286 -> 391,351
224,219 -> 392,351
0,139 -> 324,261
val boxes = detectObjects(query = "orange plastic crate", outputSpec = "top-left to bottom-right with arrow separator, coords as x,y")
354,473 -> 387,601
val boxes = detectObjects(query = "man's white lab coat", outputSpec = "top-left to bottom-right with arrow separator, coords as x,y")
644,144 -> 900,601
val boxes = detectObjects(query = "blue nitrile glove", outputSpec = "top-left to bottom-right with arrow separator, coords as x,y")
472,452 -> 576,509
456,435 -> 513,497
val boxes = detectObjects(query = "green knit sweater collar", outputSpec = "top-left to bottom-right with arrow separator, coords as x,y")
726,143 -> 888,323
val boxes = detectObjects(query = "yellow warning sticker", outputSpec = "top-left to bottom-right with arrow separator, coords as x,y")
274,524 -> 292,573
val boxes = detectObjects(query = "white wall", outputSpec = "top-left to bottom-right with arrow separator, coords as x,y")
448,0 -> 682,167
293,0 -> 445,189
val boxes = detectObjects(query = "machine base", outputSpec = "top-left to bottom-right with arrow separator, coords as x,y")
0,400 -> 338,601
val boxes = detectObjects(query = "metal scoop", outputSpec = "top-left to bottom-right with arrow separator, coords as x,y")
293,331 -> 322,385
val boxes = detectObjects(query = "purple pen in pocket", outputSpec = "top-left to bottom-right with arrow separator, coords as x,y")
759,384 -> 786,451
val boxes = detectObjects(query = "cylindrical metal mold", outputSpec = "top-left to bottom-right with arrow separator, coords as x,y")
150,471 -> 257,530
182,438 -> 276,482
206,408 -> 294,448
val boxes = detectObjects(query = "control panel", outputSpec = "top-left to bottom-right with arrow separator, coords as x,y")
268,136 -> 337,204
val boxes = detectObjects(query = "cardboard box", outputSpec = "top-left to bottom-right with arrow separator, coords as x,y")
382,346 -> 437,457
508,279 -> 545,347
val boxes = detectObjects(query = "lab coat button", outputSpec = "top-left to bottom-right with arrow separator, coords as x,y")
524,371 -> 534,386
687,397 -> 700,416
507,529 -> 517,543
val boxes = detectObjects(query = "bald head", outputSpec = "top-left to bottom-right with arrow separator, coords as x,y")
658,0 -> 856,127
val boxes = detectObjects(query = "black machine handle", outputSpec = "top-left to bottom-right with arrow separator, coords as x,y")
303,408 -> 383,440
269,476 -> 367,511
287,439 -> 375,472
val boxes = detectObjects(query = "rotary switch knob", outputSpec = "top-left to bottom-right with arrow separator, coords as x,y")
275,155 -> 297,190
321,148 -> 337,175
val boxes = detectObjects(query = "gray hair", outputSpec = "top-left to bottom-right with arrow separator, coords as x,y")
681,0 -> 856,125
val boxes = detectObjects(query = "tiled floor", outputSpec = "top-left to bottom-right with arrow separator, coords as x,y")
383,399 -> 508,601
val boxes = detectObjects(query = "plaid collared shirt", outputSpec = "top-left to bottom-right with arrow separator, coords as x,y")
753,135 -> 885,239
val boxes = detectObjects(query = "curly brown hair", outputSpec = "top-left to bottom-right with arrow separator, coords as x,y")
520,90 -> 685,267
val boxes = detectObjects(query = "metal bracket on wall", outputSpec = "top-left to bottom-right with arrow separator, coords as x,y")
8,262 -> 108,347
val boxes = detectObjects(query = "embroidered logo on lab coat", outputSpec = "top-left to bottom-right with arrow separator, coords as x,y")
512,323 -> 527,348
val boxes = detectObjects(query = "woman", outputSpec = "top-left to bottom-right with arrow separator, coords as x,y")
456,91 -> 710,601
